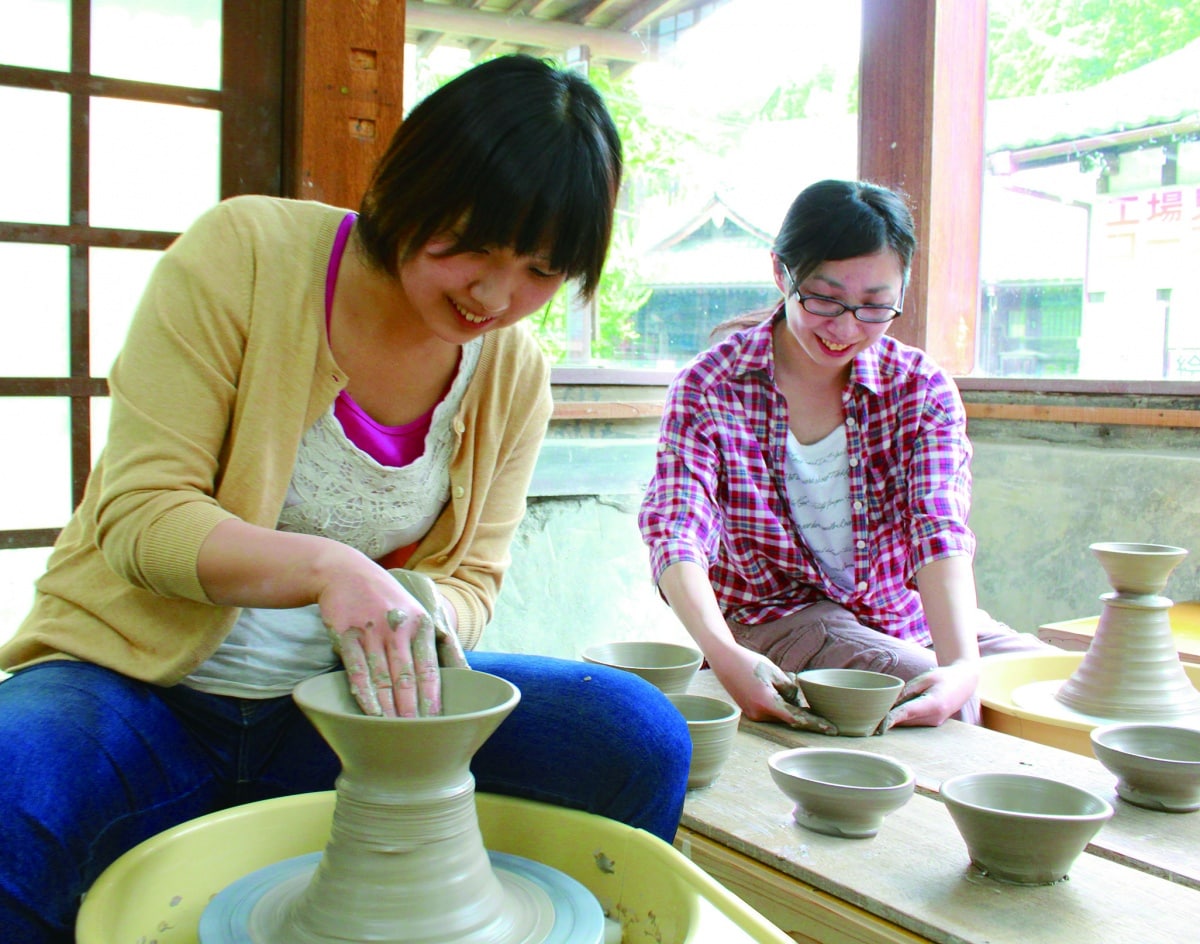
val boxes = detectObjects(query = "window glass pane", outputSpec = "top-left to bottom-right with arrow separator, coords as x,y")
91,395 -> 113,463
1,243 -> 69,377
90,247 -> 162,376
0,399 -> 72,529
89,98 -> 220,232
0,547 -> 53,650
404,0 -> 859,371
0,87 -> 69,225
92,0 -> 222,89
0,0 -> 69,71
980,3 -> 1200,380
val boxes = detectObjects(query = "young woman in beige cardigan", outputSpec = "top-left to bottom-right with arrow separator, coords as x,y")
0,55 -> 689,943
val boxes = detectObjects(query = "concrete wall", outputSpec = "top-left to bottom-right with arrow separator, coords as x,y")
486,398 -> 1200,658
968,417 -> 1200,635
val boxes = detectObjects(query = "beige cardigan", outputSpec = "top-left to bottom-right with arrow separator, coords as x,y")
0,196 -> 552,684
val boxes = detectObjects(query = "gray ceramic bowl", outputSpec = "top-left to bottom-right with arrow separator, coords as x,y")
1089,542 -> 1188,595
939,772 -> 1113,884
1090,722 -> 1200,812
795,668 -> 904,736
668,693 -> 742,789
768,747 -> 915,838
581,641 -> 703,694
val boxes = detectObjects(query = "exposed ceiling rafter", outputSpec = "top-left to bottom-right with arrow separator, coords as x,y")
405,0 -> 656,64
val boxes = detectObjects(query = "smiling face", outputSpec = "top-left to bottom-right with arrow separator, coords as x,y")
398,233 -> 567,343
773,249 -> 905,383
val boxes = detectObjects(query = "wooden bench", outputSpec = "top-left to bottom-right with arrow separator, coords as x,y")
675,671 -> 1200,943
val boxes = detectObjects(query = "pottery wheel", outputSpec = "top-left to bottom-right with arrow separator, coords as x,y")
1012,679 -> 1200,728
199,850 -> 606,944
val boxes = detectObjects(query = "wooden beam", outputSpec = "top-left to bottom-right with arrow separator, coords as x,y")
551,400 -> 664,420
964,403 -> 1200,429
547,399 -> 1200,429
405,0 -> 652,63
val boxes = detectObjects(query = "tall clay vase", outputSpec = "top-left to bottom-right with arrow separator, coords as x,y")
244,668 -> 544,944
1056,542 -> 1200,720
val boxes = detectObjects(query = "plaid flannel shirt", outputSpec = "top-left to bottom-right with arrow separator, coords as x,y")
638,314 -> 975,647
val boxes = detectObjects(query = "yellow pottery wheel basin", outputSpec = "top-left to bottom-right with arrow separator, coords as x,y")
1039,601 -> 1200,663
980,652 -> 1200,756
77,791 -> 790,944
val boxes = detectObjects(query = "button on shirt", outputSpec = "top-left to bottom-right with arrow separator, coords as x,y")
638,314 -> 975,647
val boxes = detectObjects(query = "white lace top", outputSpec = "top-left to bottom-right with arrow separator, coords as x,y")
183,339 -> 482,697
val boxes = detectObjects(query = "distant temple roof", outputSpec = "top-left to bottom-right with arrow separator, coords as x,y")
638,193 -> 775,286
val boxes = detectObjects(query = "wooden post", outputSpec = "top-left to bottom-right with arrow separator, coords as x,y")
858,0 -> 987,375
293,1 -> 406,209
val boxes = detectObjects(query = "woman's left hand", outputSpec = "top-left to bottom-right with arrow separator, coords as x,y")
879,660 -> 979,730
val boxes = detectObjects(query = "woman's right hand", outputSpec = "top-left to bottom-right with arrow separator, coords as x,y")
318,560 -> 454,718
197,520 -> 465,718
709,647 -> 836,734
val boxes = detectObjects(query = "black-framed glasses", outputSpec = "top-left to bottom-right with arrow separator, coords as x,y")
786,269 -> 904,324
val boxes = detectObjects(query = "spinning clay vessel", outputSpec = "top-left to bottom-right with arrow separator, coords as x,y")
200,669 -> 605,944
1056,542 -> 1200,720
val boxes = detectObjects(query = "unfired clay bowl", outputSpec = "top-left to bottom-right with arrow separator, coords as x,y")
768,747 -> 915,838
581,641 -> 703,695
795,668 -> 904,736
668,693 -> 742,789
1090,722 -> 1200,812
939,772 -> 1113,885
1090,541 -> 1188,596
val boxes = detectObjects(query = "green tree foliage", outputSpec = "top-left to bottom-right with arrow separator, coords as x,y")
534,65 -> 692,363
988,0 -> 1200,98
758,65 -> 859,121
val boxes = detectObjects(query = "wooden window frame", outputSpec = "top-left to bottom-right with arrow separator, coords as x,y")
0,0 -> 290,550
3,0 -> 1193,553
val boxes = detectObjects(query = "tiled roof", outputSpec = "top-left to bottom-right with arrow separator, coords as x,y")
985,38 -> 1200,153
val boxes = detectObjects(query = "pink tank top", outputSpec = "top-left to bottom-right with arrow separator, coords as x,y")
326,213 -> 434,468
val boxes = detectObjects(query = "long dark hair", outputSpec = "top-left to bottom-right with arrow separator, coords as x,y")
356,55 -> 622,300
712,179 -> 915,339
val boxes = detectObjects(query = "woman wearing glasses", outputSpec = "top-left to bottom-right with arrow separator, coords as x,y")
639,178 -> 1046,733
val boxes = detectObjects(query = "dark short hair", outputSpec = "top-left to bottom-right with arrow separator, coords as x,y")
356,54 -> 622,299
775,179 -> 916,287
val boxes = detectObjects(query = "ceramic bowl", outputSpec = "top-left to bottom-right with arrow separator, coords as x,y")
1089,541 -> 1188,595
668,694 -> 742,789
939,772 -> 1113,884
1090,722 -> 1200,812
581,641 -> 703,694
794,668 -> 905,736
767,747 -> 916,838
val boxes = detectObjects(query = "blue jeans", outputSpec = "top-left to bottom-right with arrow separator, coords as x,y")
0,655 -> 690,944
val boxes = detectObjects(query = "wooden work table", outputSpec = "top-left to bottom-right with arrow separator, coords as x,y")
675,671 -> 1200,944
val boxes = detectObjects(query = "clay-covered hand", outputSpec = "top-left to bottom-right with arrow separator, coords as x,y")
877,661 -> 980,731
320,567 -> 447,718
711,648 -> 837,734
433,612 -> 468,672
